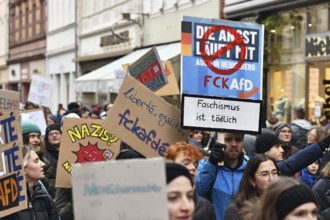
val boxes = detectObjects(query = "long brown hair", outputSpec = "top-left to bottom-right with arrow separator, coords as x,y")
241,177 -> 300,220
234,154 -> 278,207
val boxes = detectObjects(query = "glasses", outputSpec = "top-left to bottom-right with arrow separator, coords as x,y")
280,130 -> 292,133
48,131 -> 61,136
224,137 -> 243,143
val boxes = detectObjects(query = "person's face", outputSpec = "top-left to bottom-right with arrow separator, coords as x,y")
265,144 -> 284,161
278,127 -> 292,143
167,176 -> 195,220
28,132 -> 41,148
191,131 -> 203,144
174,152 -> 198,181
307,129 -> 317,144
224,133 -> 243,160
47,130 -> 62,145
282,202 -> 317,220
250,160 -> 278,192
24,151 -> 45,182
307,161 -> 319,175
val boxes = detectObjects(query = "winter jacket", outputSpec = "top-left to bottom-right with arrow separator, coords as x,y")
320,189 -> 330,219
224,202 -> 241,220
196,154 -> 248,220
2,181 -> 59,220
277,142 -> 323,176
44,142 -> 60,199
291,119 -> 312,149
55,188 -> 74,220
298,167 -> 318,188
312,177 -> 330,214
193,192 -> 216,220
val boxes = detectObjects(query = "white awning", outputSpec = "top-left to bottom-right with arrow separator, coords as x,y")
75,42 -> 181,93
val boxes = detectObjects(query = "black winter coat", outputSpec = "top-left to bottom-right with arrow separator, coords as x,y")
312,177 -> 330,214
1,182 -> 59,220
193,192 -> 216,220
55,188 -> 74,220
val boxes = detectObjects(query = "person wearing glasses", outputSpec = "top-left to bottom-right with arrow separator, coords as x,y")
274,123 -> 299,159
196,132 -> 248,220
224,154 -> 279,220
44,124 -> 62,198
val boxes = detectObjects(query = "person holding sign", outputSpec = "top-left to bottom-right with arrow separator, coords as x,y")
196,132 -> 248,220
2,146 -> 59,220
166,162 -> 196,220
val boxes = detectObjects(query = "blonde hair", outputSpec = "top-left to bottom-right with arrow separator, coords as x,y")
22,145 -> 32,168
320,161 -> 330,178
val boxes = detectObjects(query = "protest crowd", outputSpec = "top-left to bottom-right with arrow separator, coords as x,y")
0,98 -> 329,220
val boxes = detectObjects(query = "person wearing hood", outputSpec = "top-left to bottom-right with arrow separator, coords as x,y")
291,106 -> 312,149
274,123 -> 299,159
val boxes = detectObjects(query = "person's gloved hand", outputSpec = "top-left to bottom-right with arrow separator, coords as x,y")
209,143 -> 226,165
318,135 -> 330,152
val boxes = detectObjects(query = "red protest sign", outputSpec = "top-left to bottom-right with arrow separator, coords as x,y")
200,25 -> 246,75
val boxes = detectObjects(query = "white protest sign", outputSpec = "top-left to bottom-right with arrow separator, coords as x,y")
72,158 -> 168,220
183,95 -> 261,133
20,108 -> 47,136
28,75 -> 53,107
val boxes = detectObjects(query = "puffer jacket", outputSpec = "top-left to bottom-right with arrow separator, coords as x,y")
196,154 -> 248,220
291,119 -> 312,149
2,181 -> 59,220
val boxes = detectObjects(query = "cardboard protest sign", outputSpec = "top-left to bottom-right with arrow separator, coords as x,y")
102,75 -> 189,158
0,90 -> 20,111
128,47 -> 168,92
123,61 -> 179,96
56,118 -> 121,188
0,111 -> 27,217
20,108 -> 47,136
72,158 -> 168,220
28,75 -> 53,107
181,16 -> 263,133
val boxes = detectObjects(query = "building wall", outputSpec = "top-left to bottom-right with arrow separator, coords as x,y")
0,0 -> 8,88
47,0 -> 76,113
142,0 -> 219,45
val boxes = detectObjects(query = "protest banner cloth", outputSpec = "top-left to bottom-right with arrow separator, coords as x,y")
72,158 -> 168,220
20,108 -> 47,136
181,16 -> 264,133
128,46 -> 168,92
56,118 -> 121,188
0,90 -> 20,111
102,74 -> 189,158
0,111 -> 27,217
27,75 -> 53,108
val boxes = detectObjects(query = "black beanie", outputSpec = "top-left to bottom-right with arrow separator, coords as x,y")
274,123 -> 291,137
255,133 -> 280,154
166,163 -> 193,185
116,149 -> 145,160
45,124 -> 62,142
276,184 -> 316,219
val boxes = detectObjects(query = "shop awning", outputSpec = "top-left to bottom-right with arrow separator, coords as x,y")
75,42 -> 181,93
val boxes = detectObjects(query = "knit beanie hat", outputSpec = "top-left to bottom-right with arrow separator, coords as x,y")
166,162 -> 193,185
21,121 -> 41,135
45,124 -> 62,142
274,123 -> 291,137
276,184 -> 317,219
255,133 -> 280,154
47,114 -> 59,125
116,149 -> 145,160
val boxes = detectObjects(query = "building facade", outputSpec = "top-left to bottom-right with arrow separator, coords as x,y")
46,0 -> 76,113
0,0 -> 8,90
225,0 -> 330,125
7,0 -> 47,102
